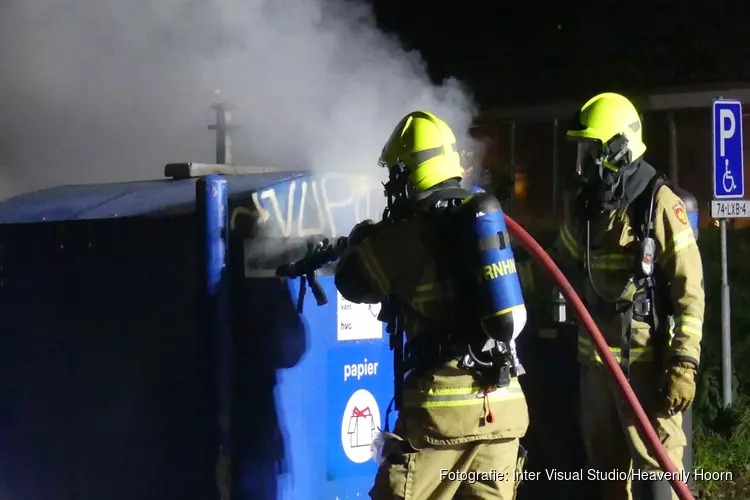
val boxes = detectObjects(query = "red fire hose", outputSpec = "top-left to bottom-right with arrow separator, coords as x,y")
504,215 -> 694,500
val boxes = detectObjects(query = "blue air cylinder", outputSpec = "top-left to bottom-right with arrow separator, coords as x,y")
672,186 -> 699,241
458,191 -> 527,343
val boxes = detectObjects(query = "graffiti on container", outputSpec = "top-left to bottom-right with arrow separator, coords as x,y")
230,172 -> 384,238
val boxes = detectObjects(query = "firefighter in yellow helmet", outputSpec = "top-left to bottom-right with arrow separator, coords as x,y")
551,93 -> 704,500
335,111 -> 529,499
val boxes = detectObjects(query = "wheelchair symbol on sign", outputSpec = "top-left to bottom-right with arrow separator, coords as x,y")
723,158 -> 737,193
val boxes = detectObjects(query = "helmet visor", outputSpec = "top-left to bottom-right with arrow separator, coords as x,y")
574,139 -> 603,177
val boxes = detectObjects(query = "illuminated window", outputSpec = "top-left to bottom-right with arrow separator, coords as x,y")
514,172 -> 528,200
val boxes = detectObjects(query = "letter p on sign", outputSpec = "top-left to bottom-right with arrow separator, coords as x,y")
720,108 -> 736,157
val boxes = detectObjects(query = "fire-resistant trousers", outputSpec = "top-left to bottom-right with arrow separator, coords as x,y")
369,434 -> 521,499
579,362 -> 687,500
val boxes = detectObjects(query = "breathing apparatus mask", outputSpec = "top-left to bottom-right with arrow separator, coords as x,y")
574,134 -> 641,212
379,158 -> 415,221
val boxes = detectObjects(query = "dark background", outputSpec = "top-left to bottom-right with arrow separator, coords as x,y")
366,0 -> 750,230
370,0 -> 750,107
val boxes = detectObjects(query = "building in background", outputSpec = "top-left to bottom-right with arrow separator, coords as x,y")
471,83 -> 750,231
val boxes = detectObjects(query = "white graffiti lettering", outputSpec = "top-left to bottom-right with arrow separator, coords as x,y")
298,180 -> 326,236
233,173 -> 383,238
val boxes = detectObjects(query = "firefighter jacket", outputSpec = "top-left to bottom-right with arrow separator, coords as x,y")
334,215 -> 529,447
553,184 -> 704,369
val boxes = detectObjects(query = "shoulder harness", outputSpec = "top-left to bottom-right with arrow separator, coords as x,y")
382,186 -> 470,430
582,171 -> 670,378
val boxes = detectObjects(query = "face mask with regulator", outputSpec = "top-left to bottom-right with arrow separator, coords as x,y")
576,134 -> 636,214
577,135 -> 660,380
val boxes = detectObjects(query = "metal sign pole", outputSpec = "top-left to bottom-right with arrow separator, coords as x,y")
720,219 -> 732,407
711,97 -> 745,408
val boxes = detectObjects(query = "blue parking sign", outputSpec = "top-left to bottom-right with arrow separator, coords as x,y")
713,99 -> 745,199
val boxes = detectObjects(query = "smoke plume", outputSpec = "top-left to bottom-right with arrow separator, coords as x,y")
0,0 -> 480,200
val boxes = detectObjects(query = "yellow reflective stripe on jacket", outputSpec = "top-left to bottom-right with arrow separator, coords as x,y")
558,224 -> 633,270
413,283 -> 441,304
559,225 -> 581,260
411,282 -> 451,315
588,253 -> 633,270
402,378 -> 524,409
577,337 -> 653,363
674,314 -> 703,341
357,239 -> 390,296
657,229 -> 696,264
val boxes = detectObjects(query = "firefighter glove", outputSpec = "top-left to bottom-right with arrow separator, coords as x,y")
663,361 -> 696,414
348,219 -> 377,246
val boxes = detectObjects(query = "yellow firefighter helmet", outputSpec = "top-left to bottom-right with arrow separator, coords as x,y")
379,110 -> 464,193
567,92 -> 647,172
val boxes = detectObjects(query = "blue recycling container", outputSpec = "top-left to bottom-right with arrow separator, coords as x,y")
0,168 -> 393,500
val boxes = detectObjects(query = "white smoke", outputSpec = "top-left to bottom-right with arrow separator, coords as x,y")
0,0 -> 481,200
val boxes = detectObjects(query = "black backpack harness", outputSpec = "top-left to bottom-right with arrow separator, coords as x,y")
580,172 -> 671,379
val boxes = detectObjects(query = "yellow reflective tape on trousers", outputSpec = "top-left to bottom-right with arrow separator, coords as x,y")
559,225 -> 580,260
674,314 -> 703,341
402,379 -> 524,409
657,229 -> 696,264
577,337 -> 653,363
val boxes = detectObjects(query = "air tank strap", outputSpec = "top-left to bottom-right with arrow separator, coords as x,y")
639,279 -> 663,368
620,303 -> 634,380
382,296 -> 403,433
480,231 -> 511,251
613,276 -> 665,380
584,171 -> 667,379
382,185 -> 472,432
617,173 -> 662,378
587,296 -> 639,379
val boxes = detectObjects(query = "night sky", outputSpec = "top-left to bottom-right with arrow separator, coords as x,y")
368,0 -> 750,107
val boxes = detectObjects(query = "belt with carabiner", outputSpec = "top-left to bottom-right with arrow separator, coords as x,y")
403,332 -> 465,373
590,290 -> 651,380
